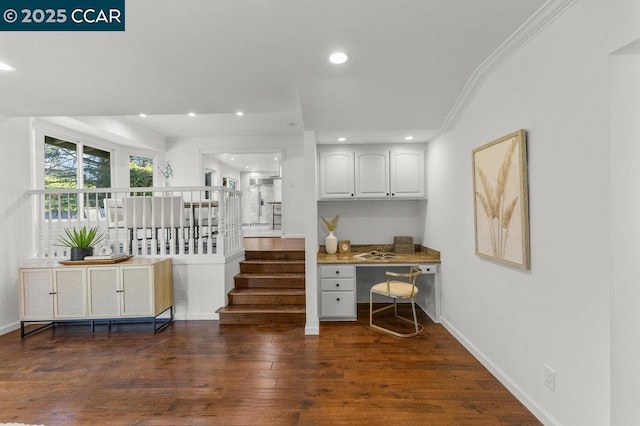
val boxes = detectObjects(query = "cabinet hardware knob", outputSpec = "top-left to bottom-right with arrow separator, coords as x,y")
386,193 -> 389,196
335,271 -> 339,274
336,283 -> 340,287
392,193 -> 395,196
336,298 -> 340,301
351,194 -> 354,197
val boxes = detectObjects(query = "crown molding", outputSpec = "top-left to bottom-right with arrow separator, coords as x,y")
441,0 -> 577,131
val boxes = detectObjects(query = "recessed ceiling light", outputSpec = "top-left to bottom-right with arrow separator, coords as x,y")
245,166 -> 249,169
188,112 -> 196,117
236,111 -> 244,116
329,52 -> 349,65
404,136 -> 414,141
273,157 -> 278,161
139,113 -> 147,118
0,62 -> 16,72
337,137 -> 346,142
230,158 -> 235,161
251,169 -> 256,172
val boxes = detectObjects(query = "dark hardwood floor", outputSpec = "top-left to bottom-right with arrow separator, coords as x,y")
0,305 -> 540,425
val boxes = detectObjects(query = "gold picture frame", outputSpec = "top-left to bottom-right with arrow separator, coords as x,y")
472,129 -> 530,270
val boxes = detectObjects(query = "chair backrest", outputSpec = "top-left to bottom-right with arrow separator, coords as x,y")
103,198 -> 124,228
84,206 -> 103,222
385,266 -> 421,297
124,197 -> 153,228
151,196 -> 185,228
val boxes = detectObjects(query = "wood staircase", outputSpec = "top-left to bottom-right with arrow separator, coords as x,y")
216,245 -> 306,325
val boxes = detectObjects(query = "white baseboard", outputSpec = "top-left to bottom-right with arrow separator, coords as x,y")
305,324 -> 320,335
441,318 -> 559,425
282,233 -> 305,239
0,321 -> 20,336
173,313 -> 219,321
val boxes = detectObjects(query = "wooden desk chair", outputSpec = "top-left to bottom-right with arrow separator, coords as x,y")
370,266 -> 424,337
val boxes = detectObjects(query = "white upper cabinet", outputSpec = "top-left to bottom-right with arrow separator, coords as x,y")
319,146 -> 426,200
390,149 -> 426,199
355,150 -> 390,199
319,151 -> 355,199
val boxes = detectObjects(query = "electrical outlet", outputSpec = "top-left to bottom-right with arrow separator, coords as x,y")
544,365 -> 556,392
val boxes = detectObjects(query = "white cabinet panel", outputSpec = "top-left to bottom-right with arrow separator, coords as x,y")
318,151 -> 355,199
321,291 -> 356,318
320,265 -> 355,278
390,149 -> 426,198
53,269 -> 86,318
88,267 -> 120,317
121,267 -> 153,317
355,150 -> 389,198
21,269 -> 54,320
320,278 -> 355,292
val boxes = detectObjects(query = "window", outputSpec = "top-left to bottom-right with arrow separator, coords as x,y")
130,155 -> 153,195
44,136 -> 112,218
44,137 -> 77,190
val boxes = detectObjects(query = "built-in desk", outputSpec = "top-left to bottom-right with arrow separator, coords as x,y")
317,246 -> 441,323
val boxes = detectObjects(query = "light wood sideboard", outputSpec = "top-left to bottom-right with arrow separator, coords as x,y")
19,257 -> 173,337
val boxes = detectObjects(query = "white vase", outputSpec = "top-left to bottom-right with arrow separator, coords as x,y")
325,231 -> 338,254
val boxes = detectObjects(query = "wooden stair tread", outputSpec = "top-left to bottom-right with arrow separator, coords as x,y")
217,304 -> 305,314
241,260 -> 305,264
229,288 -> 305,295
235,273 -> 304,279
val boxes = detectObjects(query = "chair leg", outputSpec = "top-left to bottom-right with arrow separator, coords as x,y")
411,299 -> 419,334
370,295 -> 424,338
369,290 -> 373,327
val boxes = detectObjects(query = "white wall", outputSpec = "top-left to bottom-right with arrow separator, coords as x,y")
424,0 -> 640,424
0,118 -> 32,334
318,200 -> 426,246
610,50 -> 640,425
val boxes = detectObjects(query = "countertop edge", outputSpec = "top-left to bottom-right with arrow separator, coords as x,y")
317,244 -> 441,265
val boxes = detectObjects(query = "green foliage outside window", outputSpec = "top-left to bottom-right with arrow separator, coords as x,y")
130,156 -> 154,196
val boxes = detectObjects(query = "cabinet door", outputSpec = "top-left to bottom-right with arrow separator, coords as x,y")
121,267 -> 153,317
355,150 -> 389,198
88,267 -> 120,318
21,269 -> 54,320
390,149 -> 426,199
53,269 -> 87,318
318,151 -> 355,199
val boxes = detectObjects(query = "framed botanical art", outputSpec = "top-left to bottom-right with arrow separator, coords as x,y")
472,129 -> 530,270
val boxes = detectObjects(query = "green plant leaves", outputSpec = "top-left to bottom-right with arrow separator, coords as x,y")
57,226 -> 105,248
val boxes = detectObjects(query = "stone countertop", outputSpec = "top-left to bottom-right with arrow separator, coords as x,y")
317,244 -> 441,264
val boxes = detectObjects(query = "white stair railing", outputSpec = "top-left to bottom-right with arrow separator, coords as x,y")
27,186 -> 243,259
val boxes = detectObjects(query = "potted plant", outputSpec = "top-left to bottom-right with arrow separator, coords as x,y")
57,226 -> 105,261
321,215 -> 339,254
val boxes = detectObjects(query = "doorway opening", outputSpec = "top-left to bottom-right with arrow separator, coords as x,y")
201,150 -> 283,237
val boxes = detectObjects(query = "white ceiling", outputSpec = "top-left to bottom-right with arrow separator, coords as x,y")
204,152 -> 283,174
0,0 -> 546,144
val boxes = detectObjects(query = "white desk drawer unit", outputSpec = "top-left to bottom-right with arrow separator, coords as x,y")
318,262 -> 441,323
319,265 -> 356,320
